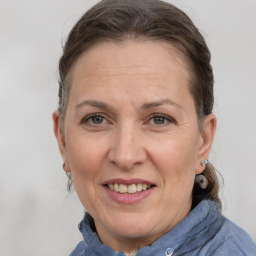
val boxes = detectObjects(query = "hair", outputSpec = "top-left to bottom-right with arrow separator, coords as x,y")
58,0 -> 221,208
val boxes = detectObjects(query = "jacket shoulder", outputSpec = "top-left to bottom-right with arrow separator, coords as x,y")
69,241 -> 93,256
204,218 -> 256,256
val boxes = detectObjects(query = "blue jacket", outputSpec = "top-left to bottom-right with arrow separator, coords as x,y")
70,200 -> 256,255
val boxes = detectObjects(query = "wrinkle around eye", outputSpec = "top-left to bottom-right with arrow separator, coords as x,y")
80,113 -> 113,130
145,113 -> 177,126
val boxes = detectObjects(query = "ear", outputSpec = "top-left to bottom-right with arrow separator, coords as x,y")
196,113 -> 216,174
52,110 -> 71,172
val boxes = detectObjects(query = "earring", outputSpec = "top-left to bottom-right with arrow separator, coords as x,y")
196,160 -> 209,189
200,159 -> 209,166
195,174 -> 208,189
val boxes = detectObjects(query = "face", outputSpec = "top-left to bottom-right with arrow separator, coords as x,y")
53,41 -> 215,251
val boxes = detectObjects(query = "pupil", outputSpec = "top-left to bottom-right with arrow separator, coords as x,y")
154,116 -> 165,124
92,116 -> 103,124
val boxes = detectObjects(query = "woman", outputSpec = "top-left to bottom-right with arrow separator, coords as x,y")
53,0 -> 256,255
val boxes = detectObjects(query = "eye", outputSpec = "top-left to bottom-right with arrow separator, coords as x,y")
90,115 -> 105,124
152,115 -> 167,125
81,114 -> 107,125
148,114 -> 175,125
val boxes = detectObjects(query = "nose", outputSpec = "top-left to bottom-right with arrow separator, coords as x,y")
108,123 -> 147,170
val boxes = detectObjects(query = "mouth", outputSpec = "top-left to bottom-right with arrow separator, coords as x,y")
102,179 -> 156,204
105,183 -> 155,194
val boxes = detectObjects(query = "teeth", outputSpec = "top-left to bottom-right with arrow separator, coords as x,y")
108,183 -> 153,194
114,183 -> 119,192
119,184 -> 128,193
109,184 -> 114,190
137,183 -> 142,192
128,184 -> 136,193
142,184 -> 148,191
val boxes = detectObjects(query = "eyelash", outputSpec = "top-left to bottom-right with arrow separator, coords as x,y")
146,114 -> 176,126
80,113 -> 176,127
81,113 -> 109,126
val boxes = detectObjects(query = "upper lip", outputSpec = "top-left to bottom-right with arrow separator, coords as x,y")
102,178 -> 155,186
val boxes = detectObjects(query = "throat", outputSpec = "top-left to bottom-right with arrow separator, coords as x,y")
125,251 -> 137,256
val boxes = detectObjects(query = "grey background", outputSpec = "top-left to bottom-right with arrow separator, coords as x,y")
0,0 -> 255,255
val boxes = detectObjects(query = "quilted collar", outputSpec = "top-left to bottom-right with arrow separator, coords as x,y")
78,200 -> 223,255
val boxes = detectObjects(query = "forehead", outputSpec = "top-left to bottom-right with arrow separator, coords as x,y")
70,40 -> 190,85
67,40 -> 193,110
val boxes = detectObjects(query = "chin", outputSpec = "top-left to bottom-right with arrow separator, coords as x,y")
105,212 -> 157,238
113,225 -> 153,240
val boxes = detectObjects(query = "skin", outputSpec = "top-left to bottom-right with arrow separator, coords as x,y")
53,41 -> 216,255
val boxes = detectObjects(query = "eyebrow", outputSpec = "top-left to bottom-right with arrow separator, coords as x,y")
75,98 -> 182,111
141,99 -> 182,110
75,100 -> 113,111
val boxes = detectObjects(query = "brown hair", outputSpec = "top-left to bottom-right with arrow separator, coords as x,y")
58,0 -> 221,207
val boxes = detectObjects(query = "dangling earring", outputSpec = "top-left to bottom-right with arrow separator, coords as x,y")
195,173 -> 208,189
195,160 -> 209,189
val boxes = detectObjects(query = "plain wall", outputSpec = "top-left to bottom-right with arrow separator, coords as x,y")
0,0 -> 255,255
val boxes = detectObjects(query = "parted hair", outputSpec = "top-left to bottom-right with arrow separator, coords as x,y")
58,0 -> 221,208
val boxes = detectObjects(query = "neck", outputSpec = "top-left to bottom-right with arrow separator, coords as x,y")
125,252 -> 136,256
94,220 -> 168,255
97,231 -> 141,255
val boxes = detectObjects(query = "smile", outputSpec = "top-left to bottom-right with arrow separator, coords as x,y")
107,183 -> 153,194
102,179 -> 156,204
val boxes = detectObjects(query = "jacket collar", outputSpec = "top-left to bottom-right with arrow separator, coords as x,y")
79,200 -> 223,255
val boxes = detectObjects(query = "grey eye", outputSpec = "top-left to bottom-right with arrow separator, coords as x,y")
153,116 -> 167,124
91,115 -> 104,124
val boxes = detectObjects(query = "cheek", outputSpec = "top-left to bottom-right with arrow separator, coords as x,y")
151,138 -> 198,207
66,135 -> 108,211
66,135 -> 106,184
150,135 -> 199,181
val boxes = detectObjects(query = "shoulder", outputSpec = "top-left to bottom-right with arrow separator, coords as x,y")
202,217 -> 256,256
69,241 -> 91,256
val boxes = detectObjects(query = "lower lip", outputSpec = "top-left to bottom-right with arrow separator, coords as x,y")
103,186 -> 155,204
